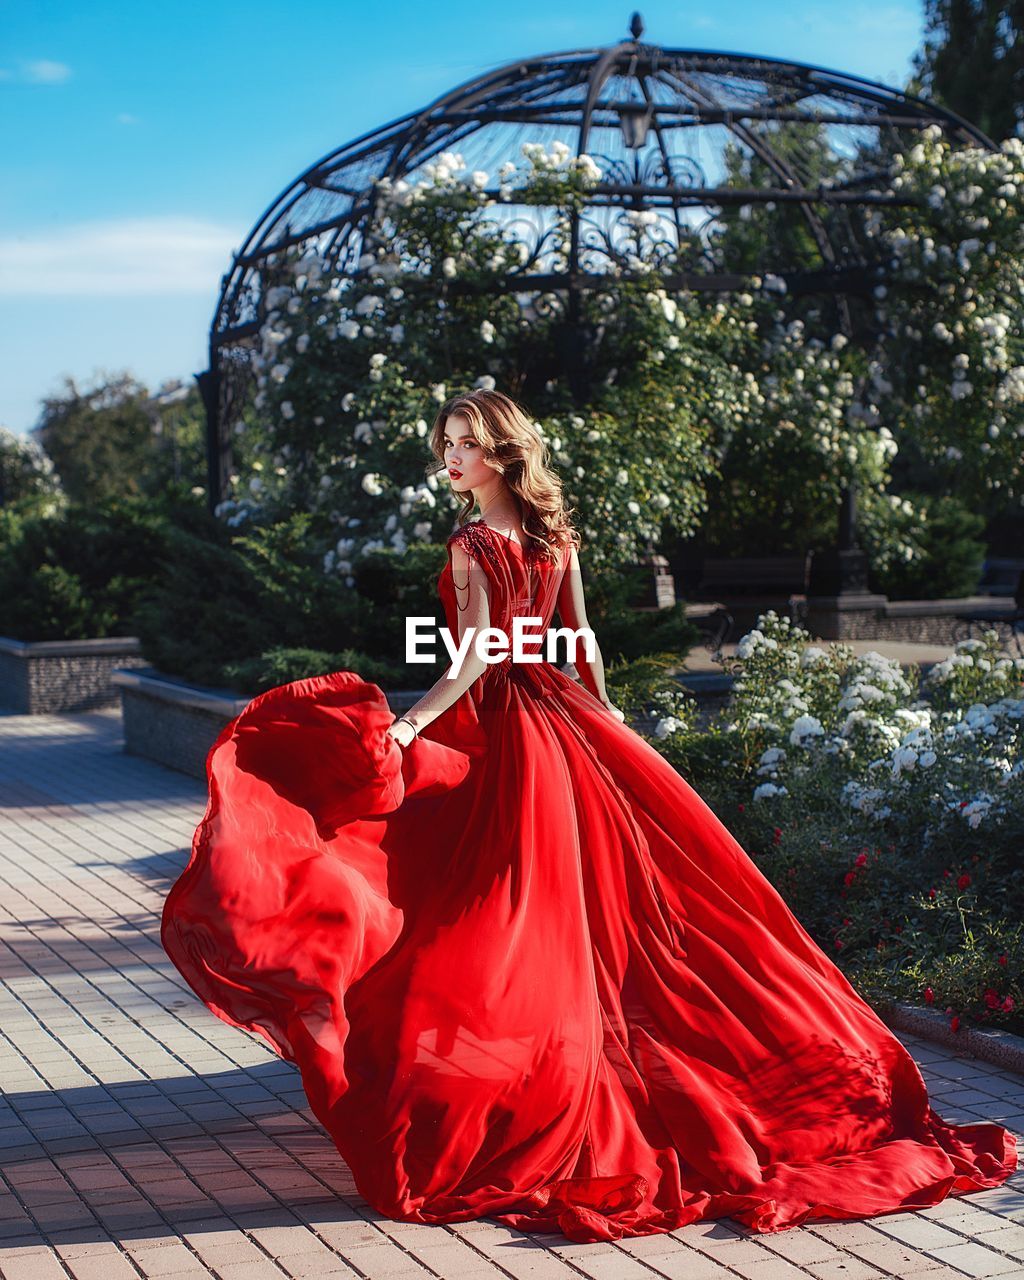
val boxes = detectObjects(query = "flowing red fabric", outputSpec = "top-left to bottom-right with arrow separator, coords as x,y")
161,520 -> 1017,1243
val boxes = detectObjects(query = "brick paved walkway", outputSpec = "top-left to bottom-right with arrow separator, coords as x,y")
1,707 -> 1023,1280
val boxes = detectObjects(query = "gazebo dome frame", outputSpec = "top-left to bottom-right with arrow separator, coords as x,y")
200,11 -> 996,511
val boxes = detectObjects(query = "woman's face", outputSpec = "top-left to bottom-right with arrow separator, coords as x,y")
442,413 -> 494,494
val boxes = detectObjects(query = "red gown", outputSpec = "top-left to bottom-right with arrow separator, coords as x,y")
161,519 -> 1017,1243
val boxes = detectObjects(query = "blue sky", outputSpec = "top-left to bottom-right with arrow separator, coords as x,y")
1,0 -> 925,435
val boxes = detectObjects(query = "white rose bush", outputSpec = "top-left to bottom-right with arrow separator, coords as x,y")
222,144 -> 772,573
617,612 -> 1023,1034
866,127 -> 1024,500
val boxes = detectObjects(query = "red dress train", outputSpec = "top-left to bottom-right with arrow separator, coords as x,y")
161,519 -> 1018,1243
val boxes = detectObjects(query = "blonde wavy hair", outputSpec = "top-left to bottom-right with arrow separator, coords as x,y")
427,389 -> 581,567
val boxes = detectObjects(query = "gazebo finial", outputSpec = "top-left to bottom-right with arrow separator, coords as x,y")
629,11 -> 644,40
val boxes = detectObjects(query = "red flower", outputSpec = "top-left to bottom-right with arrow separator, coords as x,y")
984,988 -> 1001,1009
942,869 -> 951,879
844,871 -> 857,886
957,873 -> 970,891
928,888 -> 937,900
737,803 -> 745,812
950,1015 -> 960,1032
834,940 -> 844,951
924,987 -> 934,1004
959,799 -> 969,808
842,917 -> 852,927
772,826 -> 782,844
998,954 -> 1008,966
1003,996 -> 1014,1011
854,852 -> 868,868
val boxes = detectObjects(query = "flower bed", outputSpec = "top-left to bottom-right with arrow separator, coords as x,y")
612,615 -> 1024,1035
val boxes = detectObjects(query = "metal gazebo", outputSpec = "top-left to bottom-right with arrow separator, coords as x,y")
200,11 -> 995,585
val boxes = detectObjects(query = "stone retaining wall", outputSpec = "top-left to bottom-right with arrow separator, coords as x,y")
0,636 -> 148,714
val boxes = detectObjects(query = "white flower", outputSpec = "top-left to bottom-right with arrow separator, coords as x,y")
573,154 -> 602,182
480,320 -> 496,344
270,362 -> 291,384
654,716 -> 682,738
752,782 -> 788,800
789,715 -> 824,745
280,401 -> 295,420
442,256 -> 457,278
891,745 -> 919,775
295,334 -> 310,354
615,469 -> 629,484
339,319 -> 360,339
340,392 -> 356,411
361,472 -> 384,497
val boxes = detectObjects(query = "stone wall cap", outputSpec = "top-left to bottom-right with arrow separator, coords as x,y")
0,634 -> 142,658
110,666 -> 251,715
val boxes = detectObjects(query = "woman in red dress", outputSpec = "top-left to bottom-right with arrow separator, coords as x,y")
162,388 -> 1017,1243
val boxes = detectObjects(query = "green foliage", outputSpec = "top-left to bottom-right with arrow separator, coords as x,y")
910,0 -> 1023,145
222,646 -> 414,696
865,492 -> 988,599
31,373 -> 208,506
0,498 -> 175,640
0,427 -> 65,518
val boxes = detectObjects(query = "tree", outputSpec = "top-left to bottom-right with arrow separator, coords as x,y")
31,372 -> 208,506
909,0 -> 1024,143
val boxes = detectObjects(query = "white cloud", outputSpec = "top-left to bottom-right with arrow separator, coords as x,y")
0,216 -> 245,296
22,59 -> 72,84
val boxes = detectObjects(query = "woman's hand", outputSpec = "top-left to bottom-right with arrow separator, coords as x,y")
600,698 -> 626,723
387,716 -> 418,748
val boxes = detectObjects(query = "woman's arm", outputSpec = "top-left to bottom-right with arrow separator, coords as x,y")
555,544 -> 621,716
393,541 -> 493,737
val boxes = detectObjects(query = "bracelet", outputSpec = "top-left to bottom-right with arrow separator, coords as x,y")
397,715 -> 419,738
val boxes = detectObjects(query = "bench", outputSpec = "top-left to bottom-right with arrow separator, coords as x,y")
693,555 -> 812,645
977,558 -> 1024,597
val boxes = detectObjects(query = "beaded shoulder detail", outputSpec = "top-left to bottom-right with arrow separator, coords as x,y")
446,521 -> 506,574
447,520 -> 547,567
